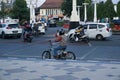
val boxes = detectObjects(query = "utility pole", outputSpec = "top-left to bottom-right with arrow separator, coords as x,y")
77,6 -> 82,24
83,3 -> 89,23
93,0 -> 97,22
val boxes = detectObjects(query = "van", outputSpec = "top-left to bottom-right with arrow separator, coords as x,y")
83,22 -> 112,40
67,22 -> 112,40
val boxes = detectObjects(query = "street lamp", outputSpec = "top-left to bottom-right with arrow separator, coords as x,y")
83,3 -> 88,23
77,6 -> 82,24
93,0 -> 97,22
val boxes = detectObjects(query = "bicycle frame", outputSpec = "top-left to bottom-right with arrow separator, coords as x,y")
42,40 -> 76,60
48,40 -> 64,56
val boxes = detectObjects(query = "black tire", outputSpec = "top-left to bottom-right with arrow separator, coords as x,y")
83,37 -> 89,43
17,35 -> 21,38
42,51 -> 51,59
96,35 -> 103,40
1,32 -> 6,39
65,51 -> 76,60
27,37 -> 32,42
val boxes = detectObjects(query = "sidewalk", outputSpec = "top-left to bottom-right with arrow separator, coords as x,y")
0,58 -> 120,80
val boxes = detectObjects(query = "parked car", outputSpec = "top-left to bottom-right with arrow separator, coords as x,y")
67,22 -> 112,40
111,20 -> 120,31
48,19 -> 56,27
37,22 -> 45,34
0,22 -> 22,38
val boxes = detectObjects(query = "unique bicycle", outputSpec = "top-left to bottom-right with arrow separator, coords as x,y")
42,40 -> 76,60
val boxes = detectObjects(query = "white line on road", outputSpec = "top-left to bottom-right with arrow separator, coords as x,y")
80,47 -> 97,60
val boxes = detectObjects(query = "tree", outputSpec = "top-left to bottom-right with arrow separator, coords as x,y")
104,0 -> 116,19
10,0 -> 30,22
61,0 -> 72,17
84,0 -> 92,3
0,1 -> 5,20
97,1 -> 106,19
117,1 -> 120,17
61,0 -> 84,17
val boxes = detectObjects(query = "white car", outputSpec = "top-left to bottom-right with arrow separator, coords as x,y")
37,22 -> 45,34
0,22 -> 22,38
67,22 -> 112,40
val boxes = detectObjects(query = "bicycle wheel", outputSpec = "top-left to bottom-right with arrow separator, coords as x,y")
65,51 -> 76,60
42,51 -> 51,59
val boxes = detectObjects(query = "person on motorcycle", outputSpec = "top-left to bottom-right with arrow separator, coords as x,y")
23,21 -> 32,39
53,30 -> 67,59
74,25 -> 85,40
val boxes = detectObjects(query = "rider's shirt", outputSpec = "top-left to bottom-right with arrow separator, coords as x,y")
55,35 -> 67,46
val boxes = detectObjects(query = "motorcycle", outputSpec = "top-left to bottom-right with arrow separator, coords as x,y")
23,31 -> 33,42
69,32 -> 90,43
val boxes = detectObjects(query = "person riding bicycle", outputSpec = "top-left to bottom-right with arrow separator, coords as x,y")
53,30 -> 67,59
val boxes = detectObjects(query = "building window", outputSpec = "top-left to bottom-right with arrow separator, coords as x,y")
56,9 -> 57,15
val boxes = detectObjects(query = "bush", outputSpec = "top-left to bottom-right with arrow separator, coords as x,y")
56,21 -> 64,27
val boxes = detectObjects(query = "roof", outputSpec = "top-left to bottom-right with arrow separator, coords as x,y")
40,0 -> 64,9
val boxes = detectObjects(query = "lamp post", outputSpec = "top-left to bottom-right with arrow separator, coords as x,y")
29,0 -> 35,24
83,3 -> 88,23
93,0 -> 97,22
77,6 -> 82,24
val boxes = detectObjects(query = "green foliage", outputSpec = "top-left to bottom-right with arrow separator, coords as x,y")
61,0 -> 72,17
104,0 -> 116,19
84,0 -> 92,3
87,3 -> 94,21
97,1 -> 105,19
61,0 -> 85,17
56,21 -> 64,27
61,0 -> 117,21
10,0 -> 30,22
117,1 -> 120,17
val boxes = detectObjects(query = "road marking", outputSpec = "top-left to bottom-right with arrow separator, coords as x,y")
80,47 -> 97,60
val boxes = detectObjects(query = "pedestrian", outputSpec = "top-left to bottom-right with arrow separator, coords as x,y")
33,22 -> 39,36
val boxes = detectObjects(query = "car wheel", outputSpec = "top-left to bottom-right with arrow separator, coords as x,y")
96,35 -> 103,40
2,32 -> 6,39
17,35 -> 21,38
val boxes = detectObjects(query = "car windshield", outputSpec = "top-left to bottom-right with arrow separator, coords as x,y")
8,24 -> 19,28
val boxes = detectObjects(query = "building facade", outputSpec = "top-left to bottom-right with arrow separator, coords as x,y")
39,0 -> 64,19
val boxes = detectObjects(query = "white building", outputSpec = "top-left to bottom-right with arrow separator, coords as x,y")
39,0 -> 64,19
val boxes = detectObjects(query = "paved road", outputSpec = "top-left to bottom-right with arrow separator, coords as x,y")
0,58 -> 120,80
0,27 -> 120,62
